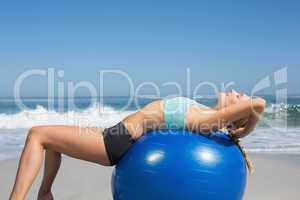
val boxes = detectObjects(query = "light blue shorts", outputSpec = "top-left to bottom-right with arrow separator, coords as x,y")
163,97 -> 199,129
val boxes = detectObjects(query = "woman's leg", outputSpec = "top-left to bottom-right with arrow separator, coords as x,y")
10,125 -> 110,200
37,150 -> 61,200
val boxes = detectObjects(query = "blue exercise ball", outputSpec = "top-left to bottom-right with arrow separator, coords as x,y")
111,130 -> 247,200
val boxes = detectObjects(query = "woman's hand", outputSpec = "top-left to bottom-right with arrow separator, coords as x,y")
227,122 -> 246,137
231,97 -> 266,138
228,127 -> 246,137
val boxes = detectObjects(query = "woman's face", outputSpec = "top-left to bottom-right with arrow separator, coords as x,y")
217,90 -> 249,109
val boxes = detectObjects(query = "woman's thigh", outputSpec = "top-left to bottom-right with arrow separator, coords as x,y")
33,125 -> 110,166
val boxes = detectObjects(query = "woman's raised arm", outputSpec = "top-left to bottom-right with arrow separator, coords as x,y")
190,98 -> 266,134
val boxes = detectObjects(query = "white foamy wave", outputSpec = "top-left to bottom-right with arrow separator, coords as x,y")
0,104 -> 134,129
247,147 -> 300,154
264,103 -> 300,114
241,127 -> 300,154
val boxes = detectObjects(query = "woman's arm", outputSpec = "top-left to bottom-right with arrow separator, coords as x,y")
229,110 -> 263,138
189,98 -> 266,134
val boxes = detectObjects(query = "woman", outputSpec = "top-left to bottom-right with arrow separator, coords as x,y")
9,90 -> 265,200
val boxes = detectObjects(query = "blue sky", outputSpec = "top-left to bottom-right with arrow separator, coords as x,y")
0,0 -> 299,97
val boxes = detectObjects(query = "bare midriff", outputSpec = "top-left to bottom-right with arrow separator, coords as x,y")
122,100 -> 165,140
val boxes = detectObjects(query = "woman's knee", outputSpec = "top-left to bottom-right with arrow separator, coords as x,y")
27,126 -> 49,144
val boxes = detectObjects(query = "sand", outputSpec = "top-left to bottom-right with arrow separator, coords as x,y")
1,153 -> 299,200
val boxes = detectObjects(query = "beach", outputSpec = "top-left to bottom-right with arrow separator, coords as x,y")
0,97 -> 300,199
1,153 -> 299,200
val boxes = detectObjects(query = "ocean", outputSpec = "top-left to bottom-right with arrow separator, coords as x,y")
0,96 -> 300,160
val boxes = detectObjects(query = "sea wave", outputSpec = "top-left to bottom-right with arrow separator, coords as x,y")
0,104 -> 133,129
247,148 -> 300,154
265,103 -> 300,115
258,104 -> 300,127
241,127 -> 300,154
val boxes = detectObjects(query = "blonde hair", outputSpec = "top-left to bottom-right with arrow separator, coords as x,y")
223,119 -> 254,175
228,134 -> 254,174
